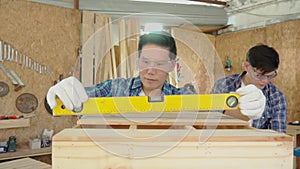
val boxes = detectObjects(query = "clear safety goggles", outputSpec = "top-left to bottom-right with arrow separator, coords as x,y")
138,57 -> 173,72
250,66 -> 278,80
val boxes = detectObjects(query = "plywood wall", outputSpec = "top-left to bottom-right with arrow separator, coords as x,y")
172,27 -> 217,93
0,0 -> 81,148
216,20 -> 300,122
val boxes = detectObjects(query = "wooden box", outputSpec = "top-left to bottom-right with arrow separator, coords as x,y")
52,112 -> 293,169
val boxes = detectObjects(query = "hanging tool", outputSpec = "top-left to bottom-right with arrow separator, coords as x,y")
10,46 -> 14,62
0,64 -> 18,85
51,94 -> 239,116
0,40 -> 50,75
7,44 -> 11,61
9,69 -> 25,91
16,93 -> 38,113
0,114 -> 37,120
0,81 -> 9,97
3,43 -> 7,61
15,49 -> 18,63
0,64 -> 25,91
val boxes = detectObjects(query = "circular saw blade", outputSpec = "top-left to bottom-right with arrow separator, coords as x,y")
16,93 -> 38,113
0,81 -> 9,97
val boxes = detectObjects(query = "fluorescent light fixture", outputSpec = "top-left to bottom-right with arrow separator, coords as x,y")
131,0 -> 207,5
130,0 -> 224,7
143,23 -> 163,33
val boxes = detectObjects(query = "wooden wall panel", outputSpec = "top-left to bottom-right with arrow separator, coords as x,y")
216,20 -> 300,122
0,0 -> 80,149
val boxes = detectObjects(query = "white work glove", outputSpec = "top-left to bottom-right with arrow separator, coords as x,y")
46,76 -> 88,110
236,84 -> 266,120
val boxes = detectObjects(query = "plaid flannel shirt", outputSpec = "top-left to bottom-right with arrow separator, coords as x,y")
211,71 -> 287,133
85,76 -> 192,97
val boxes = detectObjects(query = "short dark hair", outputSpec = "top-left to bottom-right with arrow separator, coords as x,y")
138,31 -> 177,60
246,44 -> 279,74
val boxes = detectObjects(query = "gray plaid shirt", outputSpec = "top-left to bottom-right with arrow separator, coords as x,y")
211,71 -> 287,133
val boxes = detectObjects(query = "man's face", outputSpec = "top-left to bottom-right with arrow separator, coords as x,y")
244,62 -> 277,89
138,44 -> 175,95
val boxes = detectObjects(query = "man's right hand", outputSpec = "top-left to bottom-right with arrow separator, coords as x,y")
46,76 -> 88,110
236,84 -> 266,120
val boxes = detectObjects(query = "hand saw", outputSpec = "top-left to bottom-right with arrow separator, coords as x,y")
52,94 -> 239,116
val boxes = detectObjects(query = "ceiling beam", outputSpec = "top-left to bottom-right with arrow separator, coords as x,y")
189,0 -> 227,6
179,24 -> 230,33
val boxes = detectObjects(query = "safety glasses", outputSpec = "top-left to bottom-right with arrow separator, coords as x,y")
250,65 -> 278,80
138,57 -> 173,72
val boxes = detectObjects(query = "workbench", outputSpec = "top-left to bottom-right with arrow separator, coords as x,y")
52,112 -> 293,169
0,157 -> 51,169
0,146 -> 51,161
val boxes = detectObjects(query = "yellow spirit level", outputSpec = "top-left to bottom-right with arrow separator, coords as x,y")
52,94 -> 239,116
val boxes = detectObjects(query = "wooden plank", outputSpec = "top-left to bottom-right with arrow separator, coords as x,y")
81,11 -> 95,86
53,128 -> 292,142
77,112 -> 249,127
94,14 -> 116,82
126,19 -> 139,77
118,19 -> 128,78
0,158 -> 51,169
0,119 -> 30,129
52,128 -> 293,169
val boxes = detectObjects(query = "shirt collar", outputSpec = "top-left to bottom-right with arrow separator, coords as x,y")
131,75 -> 171,94
162,81 -> 173,95
132,76 -> 143,90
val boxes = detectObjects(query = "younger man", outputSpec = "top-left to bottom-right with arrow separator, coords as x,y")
212,44 -> 287,132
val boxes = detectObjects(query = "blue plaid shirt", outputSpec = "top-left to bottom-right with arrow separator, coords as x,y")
85,76 -> 192,97
211,71 -> 287,133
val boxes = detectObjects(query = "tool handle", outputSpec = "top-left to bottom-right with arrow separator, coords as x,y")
0,115 -> 18,120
